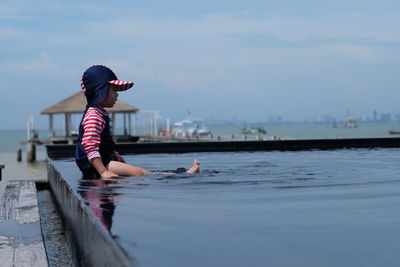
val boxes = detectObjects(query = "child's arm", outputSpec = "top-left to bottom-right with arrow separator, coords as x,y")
91,158 -> 118,179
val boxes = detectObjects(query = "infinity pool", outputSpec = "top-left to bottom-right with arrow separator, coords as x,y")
52,148 -> 400,267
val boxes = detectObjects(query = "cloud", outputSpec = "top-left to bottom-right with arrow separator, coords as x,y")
322,43 -> 375,62
0,26 -> 24,40
82,12 -> 400,52
2,4 -> 400,122
65,12 -> 398,97
0,0 -> 45,19
0,52 -> 73,75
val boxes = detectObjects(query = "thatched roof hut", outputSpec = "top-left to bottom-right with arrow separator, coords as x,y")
41,92 -> 138,114
41,92 -> 139,143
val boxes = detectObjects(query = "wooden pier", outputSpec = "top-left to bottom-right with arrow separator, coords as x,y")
0,181 -> 48,267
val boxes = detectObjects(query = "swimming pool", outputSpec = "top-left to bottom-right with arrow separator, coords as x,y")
51,148 -> 400,267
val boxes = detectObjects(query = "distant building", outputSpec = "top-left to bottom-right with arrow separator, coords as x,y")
267,116 -> 283,124
379,113 -> 391,122
373,110 -> 378,121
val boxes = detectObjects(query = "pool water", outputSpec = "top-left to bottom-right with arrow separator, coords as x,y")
53,148 -> 400,267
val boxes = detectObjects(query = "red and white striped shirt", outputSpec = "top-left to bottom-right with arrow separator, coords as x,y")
81,105 -> 108,161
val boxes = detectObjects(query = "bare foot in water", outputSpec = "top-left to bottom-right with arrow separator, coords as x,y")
186,159 -> 200,173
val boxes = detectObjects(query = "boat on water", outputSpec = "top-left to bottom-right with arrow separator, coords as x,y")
332,119 -> 358,128
388,130 -> 400,135
241,126 -> 267,135
171,119 -> 211,137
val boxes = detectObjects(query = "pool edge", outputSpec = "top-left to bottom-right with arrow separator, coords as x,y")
47,159 -> 136,267
46,137 -> 400,159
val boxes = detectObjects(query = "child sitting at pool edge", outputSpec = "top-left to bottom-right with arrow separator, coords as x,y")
75,65 -> 200,179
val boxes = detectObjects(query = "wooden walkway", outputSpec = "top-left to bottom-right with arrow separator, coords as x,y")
0,181 -> 48,267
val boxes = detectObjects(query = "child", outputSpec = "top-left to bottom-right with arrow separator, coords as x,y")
75,65 -> 200,179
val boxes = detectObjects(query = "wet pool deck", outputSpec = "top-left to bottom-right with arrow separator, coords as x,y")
0,150 -> 67,267
0,180 -> 48,267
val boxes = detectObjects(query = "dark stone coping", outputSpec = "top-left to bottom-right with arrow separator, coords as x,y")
36,181 -> 74,267
47,160 -> 136,267
46,137 -> 400,159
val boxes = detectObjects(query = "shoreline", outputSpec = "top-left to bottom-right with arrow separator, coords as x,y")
0,150 -> 47,200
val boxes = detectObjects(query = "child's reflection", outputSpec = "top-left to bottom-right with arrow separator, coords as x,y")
78,178 -> 120,232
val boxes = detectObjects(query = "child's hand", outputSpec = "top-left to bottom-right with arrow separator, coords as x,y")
100,170 -> 119,179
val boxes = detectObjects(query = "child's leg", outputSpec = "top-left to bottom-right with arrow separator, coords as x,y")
107,161 -> 150,176
107,159 -> 200,177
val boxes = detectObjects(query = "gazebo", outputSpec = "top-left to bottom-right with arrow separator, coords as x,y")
41,92 -> 139,144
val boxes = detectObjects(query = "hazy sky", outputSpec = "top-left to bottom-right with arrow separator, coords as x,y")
1,0 -> 400,129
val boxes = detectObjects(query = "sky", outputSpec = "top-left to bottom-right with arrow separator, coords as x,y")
1,0 -> 400,129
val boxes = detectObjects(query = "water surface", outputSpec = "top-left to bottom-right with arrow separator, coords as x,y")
52,149 -> 400,267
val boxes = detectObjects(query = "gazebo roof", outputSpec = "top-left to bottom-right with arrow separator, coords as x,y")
41,92 -> 139,114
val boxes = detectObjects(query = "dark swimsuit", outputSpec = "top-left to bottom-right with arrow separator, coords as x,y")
75,109 -> 116,178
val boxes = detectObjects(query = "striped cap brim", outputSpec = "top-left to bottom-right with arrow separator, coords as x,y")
80,79 -> 86,93
108,80 -> 134,91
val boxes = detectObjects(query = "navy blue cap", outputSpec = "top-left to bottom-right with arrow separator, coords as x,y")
80,65 -> 134,106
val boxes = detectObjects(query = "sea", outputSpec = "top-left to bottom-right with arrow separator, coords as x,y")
0,121 -> 399,153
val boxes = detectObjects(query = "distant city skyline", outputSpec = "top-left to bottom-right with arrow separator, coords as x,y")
1,0 -> 400,129
33,109 -> 400,133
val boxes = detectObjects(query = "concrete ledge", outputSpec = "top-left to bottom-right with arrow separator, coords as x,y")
0,181 -> 48,267
47,161 -> 136,267
47,137 -> 400,158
